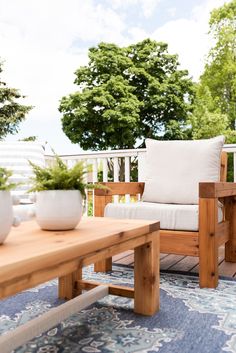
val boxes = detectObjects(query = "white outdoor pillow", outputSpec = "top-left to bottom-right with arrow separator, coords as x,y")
142,136 -> 225,205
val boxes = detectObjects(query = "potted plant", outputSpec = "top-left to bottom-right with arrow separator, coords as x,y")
29,155 -> 103,230
0,167 -> 19,244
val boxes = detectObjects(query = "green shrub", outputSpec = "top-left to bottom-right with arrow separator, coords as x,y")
29,155 -> 105,198
0,167 -> 17,191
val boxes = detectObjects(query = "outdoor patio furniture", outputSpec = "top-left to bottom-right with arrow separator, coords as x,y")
0,217 -> 159,351
94,136 -> 236,288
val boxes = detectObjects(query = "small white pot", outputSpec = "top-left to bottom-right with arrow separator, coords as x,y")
35,190 -> 83,230
0,191 -> 20,244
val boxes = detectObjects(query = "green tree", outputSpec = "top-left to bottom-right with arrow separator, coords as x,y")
0,61 -> 32,140
59,39 -> 194,150
200,0 -> 236,128
190,84 -> 233,139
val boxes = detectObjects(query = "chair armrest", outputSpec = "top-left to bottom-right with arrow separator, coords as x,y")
199,182 -> 236,198
94,182 -> 145,196
94,182 -> 145,217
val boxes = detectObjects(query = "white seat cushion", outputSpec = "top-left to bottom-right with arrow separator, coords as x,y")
105,202 -> 223,231
142,136 -> 224,205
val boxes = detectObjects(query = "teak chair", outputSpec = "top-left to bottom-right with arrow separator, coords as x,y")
94,151 -> 236,288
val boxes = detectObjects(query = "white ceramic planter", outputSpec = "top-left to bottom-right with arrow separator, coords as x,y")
0,191 -> 19,244
35,190 -> 83,230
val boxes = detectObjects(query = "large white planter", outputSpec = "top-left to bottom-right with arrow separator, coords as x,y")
0,191 -> 14,244
35,190 -> 83,230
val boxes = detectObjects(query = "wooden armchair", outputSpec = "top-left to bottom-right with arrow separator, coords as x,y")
94,150 -> 236,288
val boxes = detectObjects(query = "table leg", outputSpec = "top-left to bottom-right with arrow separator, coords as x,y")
59,268 -> 82,300
134,231 -> 159,315
94,258 -> 112,272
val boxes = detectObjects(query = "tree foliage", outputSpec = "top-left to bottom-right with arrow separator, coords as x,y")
0,62 -> 32,140
200,0 -> 236,128
190,84 -> 233,140
59,39 -> 194,150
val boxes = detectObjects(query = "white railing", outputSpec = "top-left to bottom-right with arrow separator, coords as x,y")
45,144 -> 236,215
46,148 -> 147,183
46,148 -> 147,215
45,144 -> 236,183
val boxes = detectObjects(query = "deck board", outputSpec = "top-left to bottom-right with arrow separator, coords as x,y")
113,246 -> 236,278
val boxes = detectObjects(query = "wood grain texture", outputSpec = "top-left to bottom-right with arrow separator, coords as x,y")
134,231 -> 159,315
0,218 -> 159,281
225,199 -> 236,262
199,182 -> 236,198
59,268 -> 82,300
160,230 -> 199,256
216,221 -> 230,246
94,182 -> 145,196
94,258 -> 112,272
77,280 -> 134,298
0,218 -> 160,309
81,233 -> 157,267
94,195 -> 112,217
220,151 -> 228,182
199,198 -> 218,288
0,232 -> 157,299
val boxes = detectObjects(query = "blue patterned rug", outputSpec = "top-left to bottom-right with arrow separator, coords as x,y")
0,265 -> 236,353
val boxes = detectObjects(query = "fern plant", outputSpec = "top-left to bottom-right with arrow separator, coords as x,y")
29,155 -> 104,198
0,167 -> 17,191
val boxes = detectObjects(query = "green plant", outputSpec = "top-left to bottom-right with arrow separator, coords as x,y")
59,39 -> 194,151
29,155 -> 105,198
0,61 -> 32,140
0,167 -> 17,191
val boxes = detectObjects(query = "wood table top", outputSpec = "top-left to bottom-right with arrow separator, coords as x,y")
0,217 -> 159,284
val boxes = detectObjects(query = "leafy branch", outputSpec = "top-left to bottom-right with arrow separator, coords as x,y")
28,154 -> 106,198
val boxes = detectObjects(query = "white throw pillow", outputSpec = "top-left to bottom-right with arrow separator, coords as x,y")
142,136 -> 225,205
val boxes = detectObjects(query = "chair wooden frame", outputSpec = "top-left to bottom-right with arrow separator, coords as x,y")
94,152 -> 236,288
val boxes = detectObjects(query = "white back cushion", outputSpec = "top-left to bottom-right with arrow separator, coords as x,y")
142,136 -> 224,205
0,142 -> 45,203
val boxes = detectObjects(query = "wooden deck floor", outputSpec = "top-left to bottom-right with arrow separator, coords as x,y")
113,246 -> 236,278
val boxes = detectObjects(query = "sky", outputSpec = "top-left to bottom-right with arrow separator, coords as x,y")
0,0 -> 230,154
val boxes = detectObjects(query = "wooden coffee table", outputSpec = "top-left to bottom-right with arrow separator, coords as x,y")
0,216 -> 160,314
0,217 -> 160,351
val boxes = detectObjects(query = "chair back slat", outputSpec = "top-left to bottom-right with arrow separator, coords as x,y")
220,152 -> 228,182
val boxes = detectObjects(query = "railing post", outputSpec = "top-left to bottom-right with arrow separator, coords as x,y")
92,159 -> 98,183
92,159 -> 98,216
83,160 -> 88,216
113,157 -> 119,203
125,156 -> 130,203
102,158 -> 108,182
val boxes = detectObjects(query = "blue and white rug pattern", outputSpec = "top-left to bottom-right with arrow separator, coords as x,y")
0,265 -> 236,353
